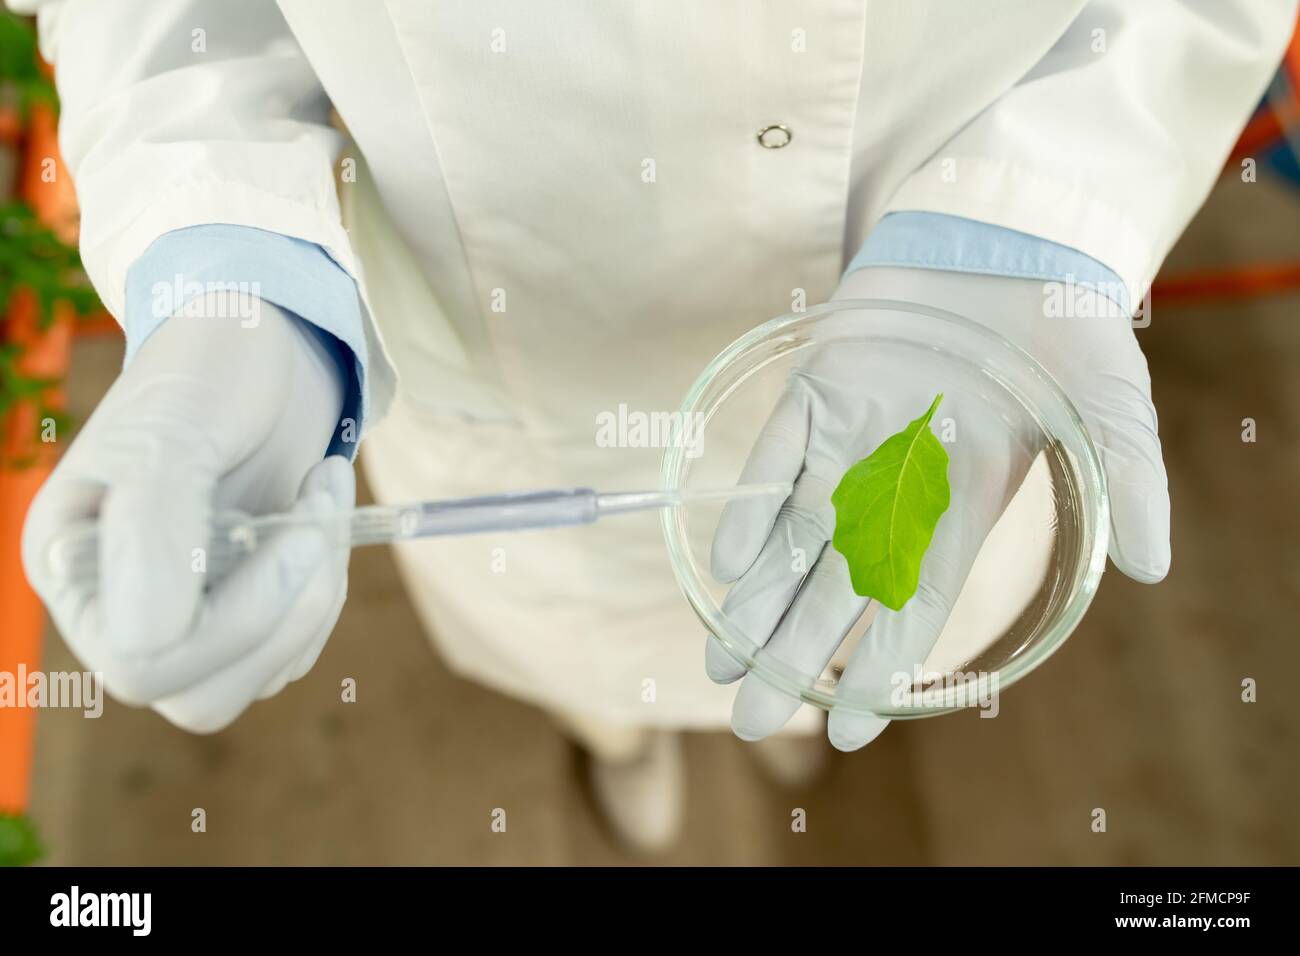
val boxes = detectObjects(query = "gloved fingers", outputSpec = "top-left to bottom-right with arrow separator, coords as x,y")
258,457 -> 354,694
827,482 -> 1005,752
73,503 -> 331,705
1044,308 -> 1169,584
150,490 -> 347,732
20,461 -> 298,708
263,576 -> 347,696
97,451 -> 220,659
1088,404 -> 1171,584
826,712 -> 892,752
730,547 -> 868,740
60,457 -> 350,705
20,423 -> 222,670
269,549 -> 348,690
21,468 -> 107,639
827,592 -> 956,752
711,385 -> 811,583
151,551 -> 343,733
705,472 -> 835,683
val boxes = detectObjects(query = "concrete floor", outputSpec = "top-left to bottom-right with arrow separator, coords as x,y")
26,172 -> 1300,865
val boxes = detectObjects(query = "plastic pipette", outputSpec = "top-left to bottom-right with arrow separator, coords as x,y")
44,482 -> 792,591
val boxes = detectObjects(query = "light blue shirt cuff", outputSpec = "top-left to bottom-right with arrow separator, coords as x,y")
846,211 -> 1130,315
124,224 -> 366,460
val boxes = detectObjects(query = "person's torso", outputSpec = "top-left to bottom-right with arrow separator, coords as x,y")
281,0 -> 1083,443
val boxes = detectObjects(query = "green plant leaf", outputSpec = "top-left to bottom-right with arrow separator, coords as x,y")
0,812 -> 44,866
830,393 -> 951,611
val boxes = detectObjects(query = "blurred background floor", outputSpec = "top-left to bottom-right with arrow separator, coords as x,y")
27,172 -> 1300,865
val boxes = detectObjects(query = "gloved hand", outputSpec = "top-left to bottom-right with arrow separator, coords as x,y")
709,266 -> 1170,751
22,295 -> 353,732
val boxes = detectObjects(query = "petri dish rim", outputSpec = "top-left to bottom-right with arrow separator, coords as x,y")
661,298 -> 1111,718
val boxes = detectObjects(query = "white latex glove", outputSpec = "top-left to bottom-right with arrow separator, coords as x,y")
710,266 -> 1170,751
22,295 -> 353,733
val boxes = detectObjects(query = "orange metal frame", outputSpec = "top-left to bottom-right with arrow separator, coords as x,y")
0,102 -> 76,813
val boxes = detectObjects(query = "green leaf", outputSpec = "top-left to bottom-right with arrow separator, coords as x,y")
830,393 -> 951,611
0,812 -> 44,867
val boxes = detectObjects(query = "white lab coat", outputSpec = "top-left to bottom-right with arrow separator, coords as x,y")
18,0 -> 1293,726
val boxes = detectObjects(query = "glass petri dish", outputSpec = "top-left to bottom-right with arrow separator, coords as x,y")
661,299 -> 1109,719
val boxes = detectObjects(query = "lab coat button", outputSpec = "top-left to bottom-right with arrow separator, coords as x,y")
756,124 -> 792,149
